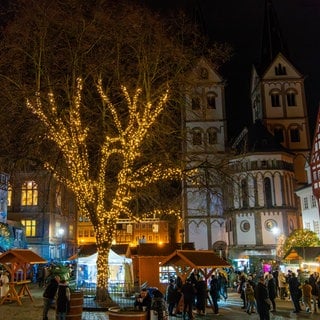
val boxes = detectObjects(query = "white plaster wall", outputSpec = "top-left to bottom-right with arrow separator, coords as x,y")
236,214 -> 256,245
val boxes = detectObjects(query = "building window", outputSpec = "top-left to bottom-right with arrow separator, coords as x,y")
7,184 -> 12,207
286,90 -> 297,106
241,179 -> 248,208
206,92 -> 217,109
192,128 -> 202,145
290,128 -> 300,142
311,195 -> 317,208
270,92 -> 281,107
274,128 -> 284,143
21,181 -> 38,206
264,177 -> 273,208
191,97 -> 201,110
303,197 -> 308,209
314,220 -> 320,234
21,219 -> 36,237
275,63 -> 287,75
207,128 -> 217,145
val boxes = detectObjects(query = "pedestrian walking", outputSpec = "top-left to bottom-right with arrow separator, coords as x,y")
301,279 -> 312,313
195,276 -> 207,315
266,273 -> 277,312
55,279 -> 71,320
181,278 -> 196,320
165,279 -> 176,316
209,274 -> 220,315
254,276 -> 271,320
218,272 -> 228,300
42,275 -> 60,320
288,272 -> 302,313
309,272 -> 319,313
245,282 -> 256,314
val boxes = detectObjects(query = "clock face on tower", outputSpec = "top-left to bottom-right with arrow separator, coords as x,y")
240,220 -> 250,232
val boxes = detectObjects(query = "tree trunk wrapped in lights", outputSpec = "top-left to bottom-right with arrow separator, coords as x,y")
26,78 -> 183,302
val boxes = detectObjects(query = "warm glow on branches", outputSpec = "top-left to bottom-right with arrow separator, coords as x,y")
26,77 -> 182,291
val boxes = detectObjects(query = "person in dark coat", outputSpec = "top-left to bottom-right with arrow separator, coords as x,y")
255,276 -> 271,320
134,288 -> 152,311
195,276 -> 207,315
42,275 -> 60,320
181,278 -> 196,320
165,279 -> 176,316
151,289 -> 167,320
55,279 -> 71,320
209,274 -> 220,315
288,272 -> 302,313
266,274 -> 277,312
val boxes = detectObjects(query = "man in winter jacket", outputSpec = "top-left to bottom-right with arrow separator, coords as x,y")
43,275 -> 60,320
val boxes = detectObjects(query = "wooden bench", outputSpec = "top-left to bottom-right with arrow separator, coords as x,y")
0,280 -> 33,305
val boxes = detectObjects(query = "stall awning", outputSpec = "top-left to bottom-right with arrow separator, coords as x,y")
0,249 -> 47,264
161,250 -> 230,269
283,247 -> 320,261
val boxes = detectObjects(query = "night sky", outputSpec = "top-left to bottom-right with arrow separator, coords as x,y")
145,0 -> 320,140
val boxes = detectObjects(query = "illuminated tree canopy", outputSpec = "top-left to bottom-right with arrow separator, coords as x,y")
283,229 -> 320,255
0,0 -> 231,302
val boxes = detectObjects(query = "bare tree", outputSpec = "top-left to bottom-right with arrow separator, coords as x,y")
0,0 -> 231,301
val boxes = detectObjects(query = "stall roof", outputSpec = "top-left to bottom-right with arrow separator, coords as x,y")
283,247 -> 320,261
161,250 -> 230,269
0,249 -> 47,264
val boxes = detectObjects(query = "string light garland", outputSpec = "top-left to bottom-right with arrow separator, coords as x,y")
26,78 -> 185,294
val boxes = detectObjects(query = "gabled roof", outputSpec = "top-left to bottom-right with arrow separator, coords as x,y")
0,249 -> 47,264
160,250 -> 230,269
283,247 -> 320,261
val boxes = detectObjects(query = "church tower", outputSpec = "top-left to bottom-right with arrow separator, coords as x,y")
251,0 -> 311,185
181,57 -> 228,252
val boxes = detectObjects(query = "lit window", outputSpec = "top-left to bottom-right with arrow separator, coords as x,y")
7,184 -> 12,207
21,219 -> 36,237
21,181 -> 38,206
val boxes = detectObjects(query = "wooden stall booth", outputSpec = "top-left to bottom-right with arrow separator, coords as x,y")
0,249 -> 47,305
160,249 -> 231,284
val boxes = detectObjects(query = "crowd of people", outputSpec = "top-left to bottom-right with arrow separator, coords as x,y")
235,268 -> 320,320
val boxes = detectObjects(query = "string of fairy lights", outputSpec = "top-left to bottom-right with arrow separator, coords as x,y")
25,78 -> 185,290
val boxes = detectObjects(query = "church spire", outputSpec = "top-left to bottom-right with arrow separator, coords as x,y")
260,0 -> 289,70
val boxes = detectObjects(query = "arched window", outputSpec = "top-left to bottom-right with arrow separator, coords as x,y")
21,181 -> 38,206
286,89 -> 297,107
241,179 -> 248,208
207,128 -> 217,145
264,177 -> 273,208
206,92 -> 217,109
290,128 -> 300,142
270,90 -> 281,107
191,128 -> 202,145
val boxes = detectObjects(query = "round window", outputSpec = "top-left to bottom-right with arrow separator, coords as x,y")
265,219 -> 277,231
240,220 -> 250,232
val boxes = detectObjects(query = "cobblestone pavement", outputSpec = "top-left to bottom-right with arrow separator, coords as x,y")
0,284 -> 318,320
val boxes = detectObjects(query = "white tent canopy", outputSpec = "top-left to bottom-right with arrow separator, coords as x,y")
77,249 -> 132,265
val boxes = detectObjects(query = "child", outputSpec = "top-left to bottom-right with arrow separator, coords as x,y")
245,282 -> 256,314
